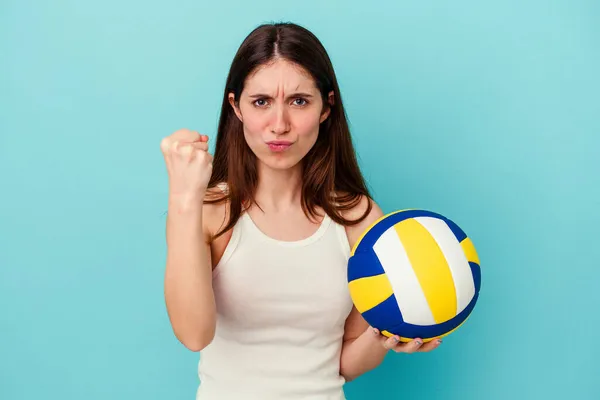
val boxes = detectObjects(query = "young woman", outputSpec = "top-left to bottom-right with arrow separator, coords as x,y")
161,22 -> 442,399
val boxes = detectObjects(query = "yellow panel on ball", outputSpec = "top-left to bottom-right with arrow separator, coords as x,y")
393,218 -> 457,324
347,273 -> 394,313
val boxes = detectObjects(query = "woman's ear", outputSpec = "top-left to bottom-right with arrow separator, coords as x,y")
228,93 -> 243,122
320,91 -> 335,123
328,91 -> 335,106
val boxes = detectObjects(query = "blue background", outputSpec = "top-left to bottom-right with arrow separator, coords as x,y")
1,1 -> 599,399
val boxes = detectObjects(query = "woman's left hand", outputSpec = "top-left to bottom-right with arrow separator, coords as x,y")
370,327 -> 443,353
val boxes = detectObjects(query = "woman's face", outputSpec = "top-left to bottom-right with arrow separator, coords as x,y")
229,58 -> 332,171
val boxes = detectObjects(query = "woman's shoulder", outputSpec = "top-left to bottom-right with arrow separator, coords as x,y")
201,184 -> 231,240
339,194 -> 385,249
201,184 -> 235,268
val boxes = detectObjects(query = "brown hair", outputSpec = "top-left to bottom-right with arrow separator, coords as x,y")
206,22 -> 372,240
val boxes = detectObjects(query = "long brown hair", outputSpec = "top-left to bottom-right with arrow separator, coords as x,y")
206,22 -> 372,240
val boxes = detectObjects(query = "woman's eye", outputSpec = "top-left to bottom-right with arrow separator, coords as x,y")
293,98 -> 307,106
254,99 -> 268,107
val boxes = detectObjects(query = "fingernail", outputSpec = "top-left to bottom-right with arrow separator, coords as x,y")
437,339 -> 443,344
372,328 -> 379,335
393,336 -> 400,342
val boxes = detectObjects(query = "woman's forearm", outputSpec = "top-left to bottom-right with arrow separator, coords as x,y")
339,328 -> 389,382
164,194 -> 216,352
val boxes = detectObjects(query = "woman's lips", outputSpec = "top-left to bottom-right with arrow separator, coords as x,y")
266,141 -> 293,152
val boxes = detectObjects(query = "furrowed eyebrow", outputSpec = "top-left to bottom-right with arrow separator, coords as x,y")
248,92 -> 314,99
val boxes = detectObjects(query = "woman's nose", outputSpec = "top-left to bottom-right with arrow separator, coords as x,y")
270,105 -> 291,135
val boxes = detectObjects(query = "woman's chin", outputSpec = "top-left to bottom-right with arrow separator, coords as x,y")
257,153 -> 303,171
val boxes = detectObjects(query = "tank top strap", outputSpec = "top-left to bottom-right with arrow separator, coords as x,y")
333,217 -> 351,258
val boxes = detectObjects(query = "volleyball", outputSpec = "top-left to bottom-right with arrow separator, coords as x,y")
347,209 -> 481,343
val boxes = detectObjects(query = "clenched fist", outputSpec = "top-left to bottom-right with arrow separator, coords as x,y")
160,129 -> 213,199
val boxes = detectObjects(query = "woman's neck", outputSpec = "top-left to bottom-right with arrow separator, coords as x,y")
254,162 -> 303,212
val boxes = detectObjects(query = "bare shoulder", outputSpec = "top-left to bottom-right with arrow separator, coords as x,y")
342,194 -> 385,250
201,186 -> 230,240
202,185 -> 234,268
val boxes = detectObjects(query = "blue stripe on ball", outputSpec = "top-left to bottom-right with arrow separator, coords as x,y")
384,292 -> 479,339
356,209 -> 449,252
347,250 -> 386,282
360,293 -> 404,329
442,217 -> 468,242
470,262 -> 481,293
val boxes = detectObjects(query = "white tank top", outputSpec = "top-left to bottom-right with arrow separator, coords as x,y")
196,207 -> 354,400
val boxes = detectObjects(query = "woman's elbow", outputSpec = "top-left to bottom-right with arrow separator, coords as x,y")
339,364 -> 359,383
176,326 -> 215,352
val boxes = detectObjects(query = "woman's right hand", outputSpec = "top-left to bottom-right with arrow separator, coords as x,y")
160,129 -> 213,200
